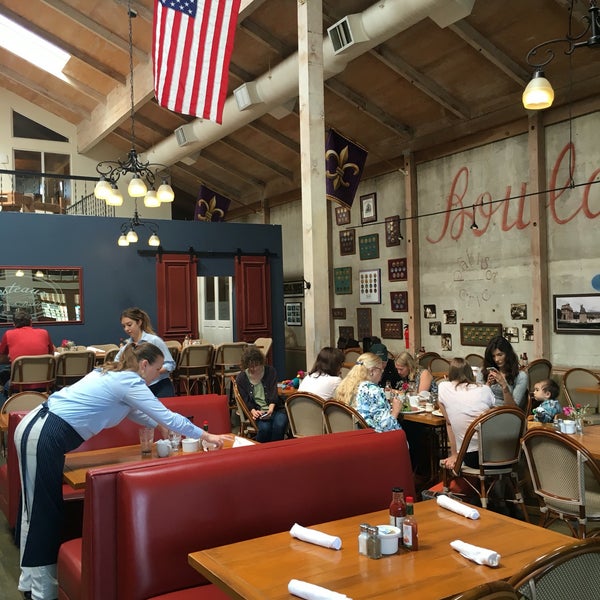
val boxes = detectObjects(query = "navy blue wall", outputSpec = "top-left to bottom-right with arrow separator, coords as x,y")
0,212 -> 285,375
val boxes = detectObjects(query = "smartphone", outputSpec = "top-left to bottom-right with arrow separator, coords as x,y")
488,367 -> 498,372
260,413 -> 271,419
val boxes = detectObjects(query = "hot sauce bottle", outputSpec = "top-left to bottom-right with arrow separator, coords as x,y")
402,496 -> 418,550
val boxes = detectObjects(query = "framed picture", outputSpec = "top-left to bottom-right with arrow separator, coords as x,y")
388,258 -> 407,281
356,308 -> 372,340
522,324 -> 534,341
385,215 -> 401,246
460,323 -> 503,347
424,304 -> 437,319
333,267 -> 352,295
511,303 -> 527,320
429,321 -> 442,335
283,280 -> 304,297
339,229 -> 356,255
358,233 -> 379,260
331,307 -> 346,320
503,326 -> 519,344
390,291 -> 408,312
339,325 -> 355,340
359,269 -> 381,304
285,302 -> 302,326
381,318 -> 403,339
443,309 -> 457,325
553,294 -> 600,334
360,193 -> 377,224
441,333 -> 452,352
335,206 -> 351,226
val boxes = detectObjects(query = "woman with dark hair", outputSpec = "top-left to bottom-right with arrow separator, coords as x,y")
236,346 -> 288,442
438,357 -> 495,470
298,346 -> 344,400
477,335 -> 527,410
14,342 -> 230,600
115,307 -> 176,397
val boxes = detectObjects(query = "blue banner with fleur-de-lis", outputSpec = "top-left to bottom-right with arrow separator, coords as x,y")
325,128 -> 368,209
194,185 -> 231,222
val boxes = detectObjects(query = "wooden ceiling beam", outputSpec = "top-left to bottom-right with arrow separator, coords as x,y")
220,138 -> 295,180
0,5 -> 125,84
172,163 -> 247,205
199,150 -> 267,188
247,121 -> 300,154
448,20 -> 530,86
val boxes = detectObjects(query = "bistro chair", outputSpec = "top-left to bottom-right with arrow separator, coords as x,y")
441,406 -> 529,521
562,368 -> 600,424
165,339 -> 182,366
285,392 -> 325,437
230,376 -> 258,439
253,337 -> 273,361
322,400 -> 369,433
448,580 -> 519,600
465,353 -> 484,369
343,348 -> 362,365
509,537 -> 600,600
521,428 -> 600,538
212,342 -> 248,397
55,349 -> 96,388
1,391 -> 47,456
418,351 -> 441,370
174,343 -> 214,395
9,354 -> 56,395
526,358 -> 553,391
103,347 -> 119,364
429,356 -> 451,380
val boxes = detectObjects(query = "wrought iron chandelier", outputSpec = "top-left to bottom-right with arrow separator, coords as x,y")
93,0 -> 174,208
117,202 -> 160,247
523,0 -> 600,110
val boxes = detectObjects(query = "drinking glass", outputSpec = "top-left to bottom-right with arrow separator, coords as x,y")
139,426 -> 154,456
168,430 -> 182,451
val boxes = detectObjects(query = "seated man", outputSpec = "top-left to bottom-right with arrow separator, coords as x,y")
0,308 -> 55,398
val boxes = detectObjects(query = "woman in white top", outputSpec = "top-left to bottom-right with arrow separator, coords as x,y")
438,357 -> 495,471
298,347 -> 344,400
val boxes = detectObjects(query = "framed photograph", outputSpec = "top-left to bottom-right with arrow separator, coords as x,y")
511,303 -> 527,320
460,323 -> 503,347
380,318 -> 403,339
553,294 -> 600,334
441,333 -> 452,352
443,309 -> 457,325
390,291 -> 408,312
359,269 -> 381,304
358,233 -> 379,260
339,229 -> 356,256
283,280 -> 304,297
429,321 -> 442,335
285,302 -> 302,326
331,308 -> 346,320
424,304 -> 437,319
522,324 -> 534,341
360,193 -> 377,224
385,215 -> 401,246
503,326 -> 519,344
335,206 -> 351,226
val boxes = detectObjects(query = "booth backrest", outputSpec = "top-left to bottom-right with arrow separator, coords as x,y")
115,429 -> 413,599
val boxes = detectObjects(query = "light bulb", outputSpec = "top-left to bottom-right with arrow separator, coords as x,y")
35,270 -> 44,278
118,234 -> 129,246
106,186 -> 123,206
157,180 -> 174,203
126,229 -> 138,243
128,177 -> 147,197
94,178 -> 112,200
148,233 -> 161,247
522,71 -> 554,110
144,190 -> 160,208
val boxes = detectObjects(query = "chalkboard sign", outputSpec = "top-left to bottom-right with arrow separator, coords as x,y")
0,266 -> 83,325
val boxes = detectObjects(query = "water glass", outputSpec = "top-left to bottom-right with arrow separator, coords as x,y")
168,430 -> 182,451
139,426 -> 154,456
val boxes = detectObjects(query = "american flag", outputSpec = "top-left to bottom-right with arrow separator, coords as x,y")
153,0 -> 240,124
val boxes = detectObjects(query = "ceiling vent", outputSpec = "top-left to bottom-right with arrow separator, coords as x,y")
175,124 -> 197,147
327,14 -> 369,54
234,82 -> 263,111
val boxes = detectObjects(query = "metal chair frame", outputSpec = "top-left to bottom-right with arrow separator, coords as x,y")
175,343 -> 214,395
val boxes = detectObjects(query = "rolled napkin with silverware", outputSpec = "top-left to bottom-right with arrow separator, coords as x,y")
289,523 -> 342,550
288,579 -> 351,600
437,494 -> 480,520
450,539 -> 501,567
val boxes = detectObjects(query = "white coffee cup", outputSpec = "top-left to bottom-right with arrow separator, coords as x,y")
425,402 -> 434,412
182,438 -> 199,452
561,420 -> 576,434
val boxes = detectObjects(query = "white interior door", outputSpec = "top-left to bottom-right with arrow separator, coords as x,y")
198,276 -> 233,345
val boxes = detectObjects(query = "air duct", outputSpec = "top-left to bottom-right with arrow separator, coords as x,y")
174,124 -> 198,147
327,14 -> 369,54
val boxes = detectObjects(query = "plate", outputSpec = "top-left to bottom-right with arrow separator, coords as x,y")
431,410 -> 443,417
401,408 -> 425,414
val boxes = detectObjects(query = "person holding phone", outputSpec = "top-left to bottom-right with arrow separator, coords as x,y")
477,336 -> 528,410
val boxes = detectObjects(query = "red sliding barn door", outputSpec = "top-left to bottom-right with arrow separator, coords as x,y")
156,253 -> 198,341
234,255 -> 271,343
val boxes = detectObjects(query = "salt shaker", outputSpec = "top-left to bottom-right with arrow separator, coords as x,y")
358,523 -> 369,556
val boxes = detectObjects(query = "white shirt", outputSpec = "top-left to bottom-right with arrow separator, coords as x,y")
298,372 -> 342,400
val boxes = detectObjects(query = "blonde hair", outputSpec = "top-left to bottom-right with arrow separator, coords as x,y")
394,351 -> 418,380
334,352 -> 381,408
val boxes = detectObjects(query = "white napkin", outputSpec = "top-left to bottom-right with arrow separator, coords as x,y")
86,346 -> 103,353
437,494 -> 480,520
290,523 -> 342,550
232,436 -> 255,447
288,579 -> 350,600
450,539 -> 500,567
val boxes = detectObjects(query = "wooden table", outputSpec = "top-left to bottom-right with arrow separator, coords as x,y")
0,413 -> 8,433
189,501 -> 574,600
63,436 -> 246,489
528,421 -> 600,461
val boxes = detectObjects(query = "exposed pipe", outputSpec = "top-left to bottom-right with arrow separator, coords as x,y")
142,0 -> 475,168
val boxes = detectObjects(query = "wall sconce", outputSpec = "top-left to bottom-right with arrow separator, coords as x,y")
523,0 -> 600,110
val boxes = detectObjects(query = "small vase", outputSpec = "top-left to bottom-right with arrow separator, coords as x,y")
575,417 -> 584,434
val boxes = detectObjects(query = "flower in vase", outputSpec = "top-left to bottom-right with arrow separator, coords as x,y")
563,404 -> 589,420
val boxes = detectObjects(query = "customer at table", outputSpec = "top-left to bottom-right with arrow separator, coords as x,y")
477,335 -> 527,410
392,350 -> 437,394
115,307 -> 176,397
438,357 -> 495,470
0,308 -> 55,399
14,341 -> 230,600
334,352 -> 402,432
236,346 -> 288,442
298,346 -> 344,400
531,379 -> 561,423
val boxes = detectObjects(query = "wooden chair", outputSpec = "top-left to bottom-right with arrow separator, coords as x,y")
9,354 -> 56,395
429,356 -> 451,379
1,391 -> 48,455
212,342 -> 248,396
526,358 -> 552,390
521,428 -> 600,538
230,376 -> 258,439
465,353 -> 484,368
418,351 -> 440,370
448,580 -> 519,600
55,350 -> 96,388
165,339 -> 182,366
285,392 -> 325,437
174,343 -> 214,395
562,367 -> 600,424
509,537 -> 600,599
441,406 -> 529,521
322,400 -> 369,433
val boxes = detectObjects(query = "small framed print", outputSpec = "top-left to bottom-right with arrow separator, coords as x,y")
385,215 -> 401,246
339,229 -> 356,256
335,206 -> 351,226
359,233 -> 379,260
331,307 -> 346,320
429,321 -> 442,335
523,324 -> 534,341
360,193 -> 377,224
356,308 -> 372,340
285,302 -> 302,327
339,325 -> 355,340
359,269 -> 381,304
333,267 -> 352,295
381,318 -> 404,339
390,291 -> 408,312
510,303 -> 527,320
388,258 -> 407,281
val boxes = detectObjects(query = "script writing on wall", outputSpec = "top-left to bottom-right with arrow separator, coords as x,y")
453,250 -> 497,307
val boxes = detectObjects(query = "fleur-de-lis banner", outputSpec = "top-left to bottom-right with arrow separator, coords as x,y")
194,185 -> 231,222
325,129 -> 368,209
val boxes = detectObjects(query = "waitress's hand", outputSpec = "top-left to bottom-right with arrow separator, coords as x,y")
202,432 -> 233,449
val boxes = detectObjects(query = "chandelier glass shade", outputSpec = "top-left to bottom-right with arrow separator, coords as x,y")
117,206 -> 160,247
